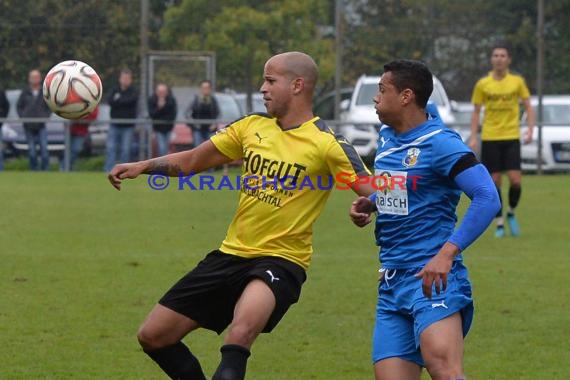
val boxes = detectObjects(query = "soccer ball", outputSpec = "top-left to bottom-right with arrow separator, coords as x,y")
43,60 -> 103,119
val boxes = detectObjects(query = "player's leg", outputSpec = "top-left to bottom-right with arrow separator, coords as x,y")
139,250 -> 243,380
212,257 -> 306,380
119,126 -> 134,164
414,261 -> 473,380
374,358 -> 422,380
212,279 -> 275,380
38,126 -> 49,171
24,128 -> 38,170
481,141 -> 506,237
137,304 -> 206,380
103,124 -> 118,172
505,140 -> 522,236
373,269 -> 423,380
420,313 -> 465,380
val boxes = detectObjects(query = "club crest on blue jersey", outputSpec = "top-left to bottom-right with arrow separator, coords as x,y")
403,147 -> 421,167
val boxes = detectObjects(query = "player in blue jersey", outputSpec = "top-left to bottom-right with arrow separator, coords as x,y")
350,60 -> 501,380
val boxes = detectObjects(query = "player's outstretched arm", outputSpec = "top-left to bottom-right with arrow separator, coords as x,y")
108,140 -> 232,190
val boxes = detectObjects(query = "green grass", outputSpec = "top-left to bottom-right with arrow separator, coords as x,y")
0,171 -> 568,379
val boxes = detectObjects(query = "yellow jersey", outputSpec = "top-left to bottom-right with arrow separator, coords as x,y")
471,71 -> 530,141
210,113 -> 370,269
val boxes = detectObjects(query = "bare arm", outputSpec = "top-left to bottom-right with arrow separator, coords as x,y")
108,140 -> 233,190
522,98 -> 535,143
468,104 -> 482,152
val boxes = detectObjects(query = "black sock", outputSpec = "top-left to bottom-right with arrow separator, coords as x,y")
144,342 -> 206,380
509,184 -> 521,211
495,186 -> 503,219
212,344 -> 251,380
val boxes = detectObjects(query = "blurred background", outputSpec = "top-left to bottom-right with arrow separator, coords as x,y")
0,0 -> 568,171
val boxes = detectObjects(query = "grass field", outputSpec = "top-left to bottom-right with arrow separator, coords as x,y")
1,171 -> 569,379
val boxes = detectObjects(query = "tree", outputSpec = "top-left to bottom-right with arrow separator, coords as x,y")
160,0 -> 335,109
0,0 -> 168,92
342,0 -> 570,100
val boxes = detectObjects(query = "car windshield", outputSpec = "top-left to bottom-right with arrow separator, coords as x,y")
217,95 -> 242,121
535,104 -> 570,125
356,82 -> 445,107
355,83 -> 378,106
235,95 -> 265,114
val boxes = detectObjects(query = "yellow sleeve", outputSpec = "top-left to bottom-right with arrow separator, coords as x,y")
471,79 -> 484,105
519,77 -> 531,99
210,118 -> 245,160
325,136 -> 371,184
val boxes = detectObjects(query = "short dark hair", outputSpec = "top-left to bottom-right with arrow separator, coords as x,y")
383,59 -> 433,108
491,42 -> 511,57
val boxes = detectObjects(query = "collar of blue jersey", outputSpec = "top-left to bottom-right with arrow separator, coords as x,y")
379,117 -> 444,142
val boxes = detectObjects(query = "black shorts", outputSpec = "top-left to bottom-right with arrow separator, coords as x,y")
159,250 -> 306,334
481,139 -> 521,172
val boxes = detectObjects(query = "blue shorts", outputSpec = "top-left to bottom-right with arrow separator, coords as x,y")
372,261 -> 474,366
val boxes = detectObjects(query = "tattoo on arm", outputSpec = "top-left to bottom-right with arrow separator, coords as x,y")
145,158 -> 182,176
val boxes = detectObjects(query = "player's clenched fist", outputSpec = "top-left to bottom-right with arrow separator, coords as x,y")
350,196 -> 375,227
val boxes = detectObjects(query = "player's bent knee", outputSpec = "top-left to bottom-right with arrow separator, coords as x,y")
225,323 -> 261,347
425,358 -> 463,380
137,324 -> 172,351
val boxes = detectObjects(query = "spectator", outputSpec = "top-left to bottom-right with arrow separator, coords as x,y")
17,69 -> 52,171
104,69 -> 138,172
148,83 -> 177,157
68,106 -> 99,170
186,79 -> 219,147
0,87 -> 9,171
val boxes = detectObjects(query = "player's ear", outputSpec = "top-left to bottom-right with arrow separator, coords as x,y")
292,77 -> 304,94
401,89 -> 413,105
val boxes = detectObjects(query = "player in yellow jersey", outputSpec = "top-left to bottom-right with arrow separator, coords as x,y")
469,43 -> 535,238
108,52 -> 372,380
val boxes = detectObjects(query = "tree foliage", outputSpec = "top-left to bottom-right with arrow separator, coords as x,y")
160,0 -> 335,93
343,0 -> 570,100
1,1 -> 569,103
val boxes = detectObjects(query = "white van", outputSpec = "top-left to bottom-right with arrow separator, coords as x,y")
340,75 -> 456,160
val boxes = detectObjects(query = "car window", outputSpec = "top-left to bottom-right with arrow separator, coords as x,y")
217,94 -> 242,121
314,89 -> 353,119
454,110 -> 472,125
355,83 -> 377,106
314,94 -> 335,119
6,90 -> 20,118
235,95 -> 265,115
6,89 -> 64,121
535,105 -> 570,125
430,84 -> 445,107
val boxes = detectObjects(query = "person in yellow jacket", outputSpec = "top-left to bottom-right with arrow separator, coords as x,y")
469,43 -> 535,238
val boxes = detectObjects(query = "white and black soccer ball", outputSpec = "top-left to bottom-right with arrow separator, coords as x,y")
43,60 -> 103,119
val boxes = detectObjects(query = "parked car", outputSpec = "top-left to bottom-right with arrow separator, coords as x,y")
450,101 -> 484,143
2,89 -> 67,156
520,95 -> 570,172
339,75 -> 456,160
233,93 -> 266,115
313,87 -> 354,120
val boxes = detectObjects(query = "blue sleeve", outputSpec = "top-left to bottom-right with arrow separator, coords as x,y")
448,164 -> 501,251
431,130 -> 473,177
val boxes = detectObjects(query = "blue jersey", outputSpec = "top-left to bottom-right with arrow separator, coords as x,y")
373,117 -> 472,268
